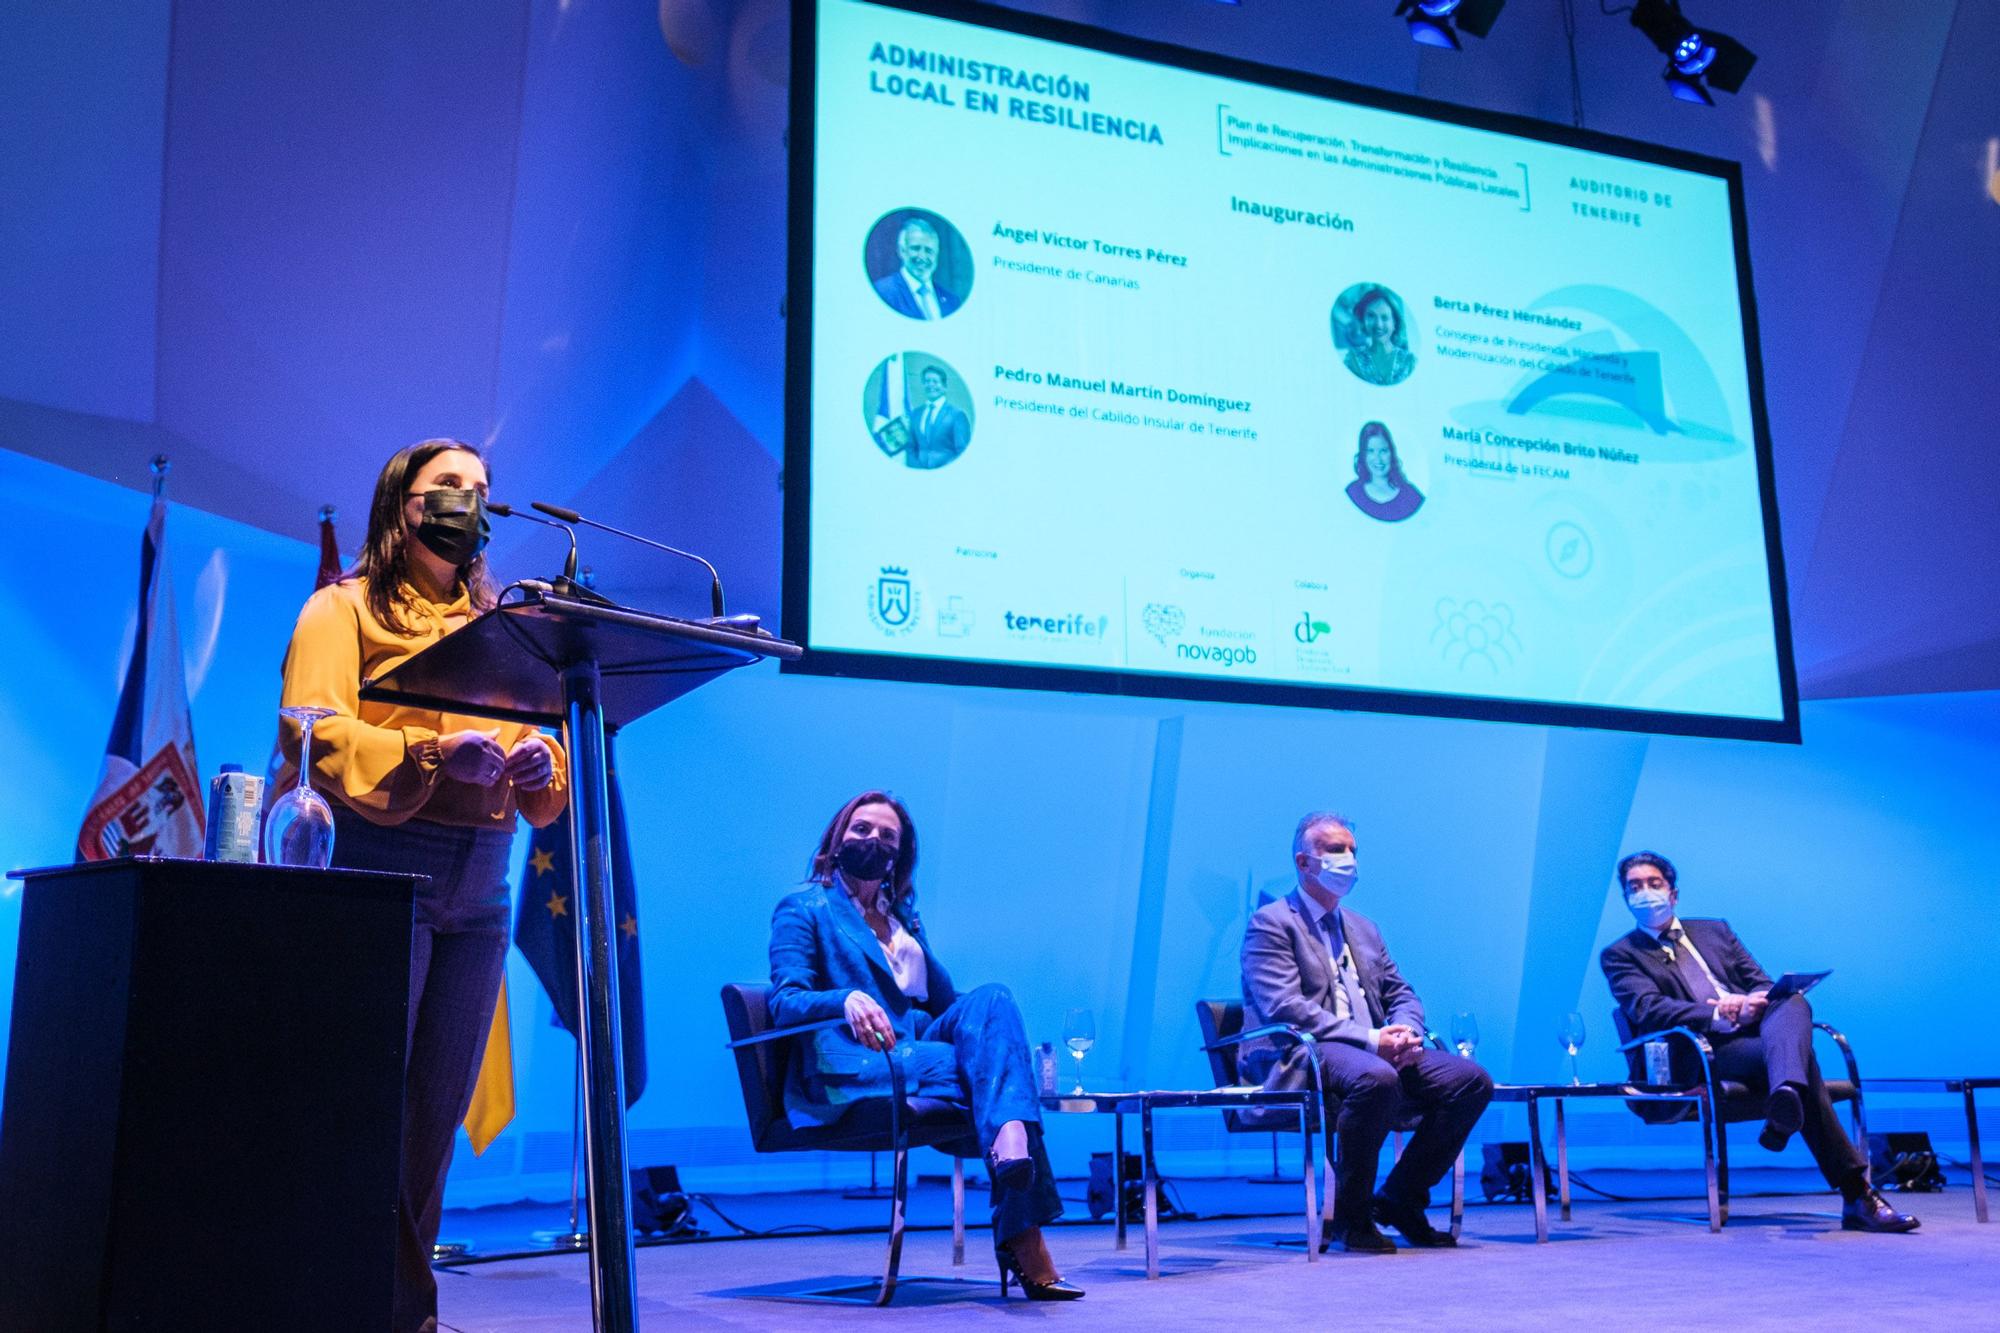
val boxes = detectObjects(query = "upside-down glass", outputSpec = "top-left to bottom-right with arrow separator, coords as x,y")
265,705 -> 337,868
1558,1011 -> 1587,1086
1062,1008 -> 1096,1095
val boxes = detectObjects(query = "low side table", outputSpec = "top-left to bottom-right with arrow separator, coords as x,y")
1489,1082 -> 1718,1241
1863,1077 -> 1997,1222
1042,1088 -> 1318,1277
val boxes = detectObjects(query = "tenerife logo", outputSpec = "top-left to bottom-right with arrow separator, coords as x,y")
1141,603 -> 1186,644
1294,611 -> 1331,645
866,566 -> 920,635
1004,611 -> 1110,639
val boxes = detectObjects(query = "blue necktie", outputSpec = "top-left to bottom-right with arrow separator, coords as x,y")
1663,928 -> 1719,1001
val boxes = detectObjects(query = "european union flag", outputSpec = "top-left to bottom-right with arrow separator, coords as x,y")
513,733 -> 647,1105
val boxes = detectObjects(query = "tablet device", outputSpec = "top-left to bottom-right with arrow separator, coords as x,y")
1763,970 -> 1831,1005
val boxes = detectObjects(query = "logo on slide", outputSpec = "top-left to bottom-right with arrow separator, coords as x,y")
1004,610 -> 1110,640
936,595 -> 975,637
1294,611 -> 1332,645
867,567 -> 920,635
1141,603 -> 1186,644
1176,642 -> 1257,669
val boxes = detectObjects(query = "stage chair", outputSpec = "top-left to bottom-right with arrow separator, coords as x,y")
1611,1007 -> 1867,1223
1194,999 -> 1466,1245
720,983 -> 980,1305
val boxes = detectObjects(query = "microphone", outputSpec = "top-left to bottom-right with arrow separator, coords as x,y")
487,502 -> 579,583
532,501 -> 725,618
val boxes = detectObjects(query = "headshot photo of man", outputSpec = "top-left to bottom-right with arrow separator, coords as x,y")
862,353 -> 974,469
865,209 -> 971,321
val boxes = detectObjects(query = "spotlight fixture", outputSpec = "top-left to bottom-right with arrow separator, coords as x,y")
1629,0 -> 1755,104
1393,0 -> 1506,52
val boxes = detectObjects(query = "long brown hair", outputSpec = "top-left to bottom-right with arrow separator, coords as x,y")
347,438 -> 497,635
807,789 -> 920,914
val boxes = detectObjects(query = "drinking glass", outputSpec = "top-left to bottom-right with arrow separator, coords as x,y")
1558,1011 -> 1587,1086
1450,1011 -> 1480,1060
265,706 -> 337,869
1062,1008 -> 1096,1095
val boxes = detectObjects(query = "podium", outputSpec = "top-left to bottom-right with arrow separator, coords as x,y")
361,591 -> 799,1331
0,858 -> 418,1331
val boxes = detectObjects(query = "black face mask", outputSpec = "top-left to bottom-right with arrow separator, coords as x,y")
836,836 -> 895,883
413,488 -> 490,566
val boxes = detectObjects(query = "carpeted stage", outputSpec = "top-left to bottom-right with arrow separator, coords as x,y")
432,1167 -> 1995,1329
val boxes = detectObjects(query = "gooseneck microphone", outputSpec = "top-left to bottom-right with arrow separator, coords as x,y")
531,501 -> 726,618
487,502 -> 579,583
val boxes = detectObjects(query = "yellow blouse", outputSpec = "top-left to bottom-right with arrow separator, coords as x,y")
275,577 -> 569,830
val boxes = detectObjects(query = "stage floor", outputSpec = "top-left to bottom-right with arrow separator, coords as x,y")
435,1168 -> 1995,1330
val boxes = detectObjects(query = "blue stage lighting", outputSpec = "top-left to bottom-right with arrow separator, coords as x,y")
1630,0 -> 1755,104
1671,32 -> 1717,77
1394,0 -> 1503,50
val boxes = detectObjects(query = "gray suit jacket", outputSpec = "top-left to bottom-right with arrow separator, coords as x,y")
1239,890 -> 1426,1089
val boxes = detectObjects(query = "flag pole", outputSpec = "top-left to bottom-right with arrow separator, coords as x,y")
531,1046 -> 591,1251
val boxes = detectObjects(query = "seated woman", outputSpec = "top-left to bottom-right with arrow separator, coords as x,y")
768,791 -> 1082,1301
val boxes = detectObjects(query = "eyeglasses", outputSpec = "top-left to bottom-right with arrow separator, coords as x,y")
1624,876 -> 1671,892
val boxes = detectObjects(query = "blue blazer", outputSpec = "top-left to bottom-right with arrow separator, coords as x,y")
768,880 -> 959,1128
872,270 -> 963,320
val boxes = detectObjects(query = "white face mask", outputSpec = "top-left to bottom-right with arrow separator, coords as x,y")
1626,887 -> 1673,931
1308,851 -> 1358,899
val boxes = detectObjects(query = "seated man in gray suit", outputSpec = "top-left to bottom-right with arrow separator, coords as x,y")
1241,811 -> 1493,1252
1602,850 -> 1918,1233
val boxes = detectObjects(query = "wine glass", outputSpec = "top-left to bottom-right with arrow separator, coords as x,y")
265,706 -> 338,868
1062,1008 -> 1096,1095
1450,1011 -> 1480,1060
1558,1011 -> 1587,1086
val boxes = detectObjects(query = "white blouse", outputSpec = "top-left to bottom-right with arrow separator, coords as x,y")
845,879 -> 929,1002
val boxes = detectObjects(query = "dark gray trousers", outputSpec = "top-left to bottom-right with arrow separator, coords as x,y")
1710,994 -> 1868,1194
334,810 -> 514,1333
1312,1042 -> 1494,1228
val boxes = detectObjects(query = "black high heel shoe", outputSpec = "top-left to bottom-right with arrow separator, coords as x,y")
985,1150 -> 1036,1192
995,1239 -> 1085,1301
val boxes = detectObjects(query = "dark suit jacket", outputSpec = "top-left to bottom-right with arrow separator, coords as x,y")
768,882 -> 958,1128
1239,890 -> 1425,1090
1601,916 -> 1773,1038
872,270 -> 963,320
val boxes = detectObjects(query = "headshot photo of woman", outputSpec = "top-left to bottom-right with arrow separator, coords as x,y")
1345,420 -> 1426,522
1334,283 -> 1418,387
767,791 -> 1082,1301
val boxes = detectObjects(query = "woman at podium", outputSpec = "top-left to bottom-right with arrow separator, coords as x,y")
768,791 -> 1083,1301
276,438 -> 569,1331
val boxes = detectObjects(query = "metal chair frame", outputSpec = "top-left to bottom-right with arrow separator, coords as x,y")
1195,1000 -> 1466,1247
721,985 -> 978,1306
1613,1011 -> 1868,1223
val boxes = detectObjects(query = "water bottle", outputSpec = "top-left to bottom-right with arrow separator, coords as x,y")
203,763 -> 264,863
1644,1040 -> 1672,1086
1036,1042 -> 1059,1096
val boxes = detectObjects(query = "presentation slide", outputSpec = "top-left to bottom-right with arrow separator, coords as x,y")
784,0 -> 1797,739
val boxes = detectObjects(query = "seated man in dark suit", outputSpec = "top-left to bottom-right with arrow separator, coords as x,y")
1601,850 -> 1917,1233
1240,811 -> 1493,1252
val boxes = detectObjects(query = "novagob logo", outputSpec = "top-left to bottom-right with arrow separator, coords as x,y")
1004,611 -> 1110,639
1176,643 -> 1257,668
